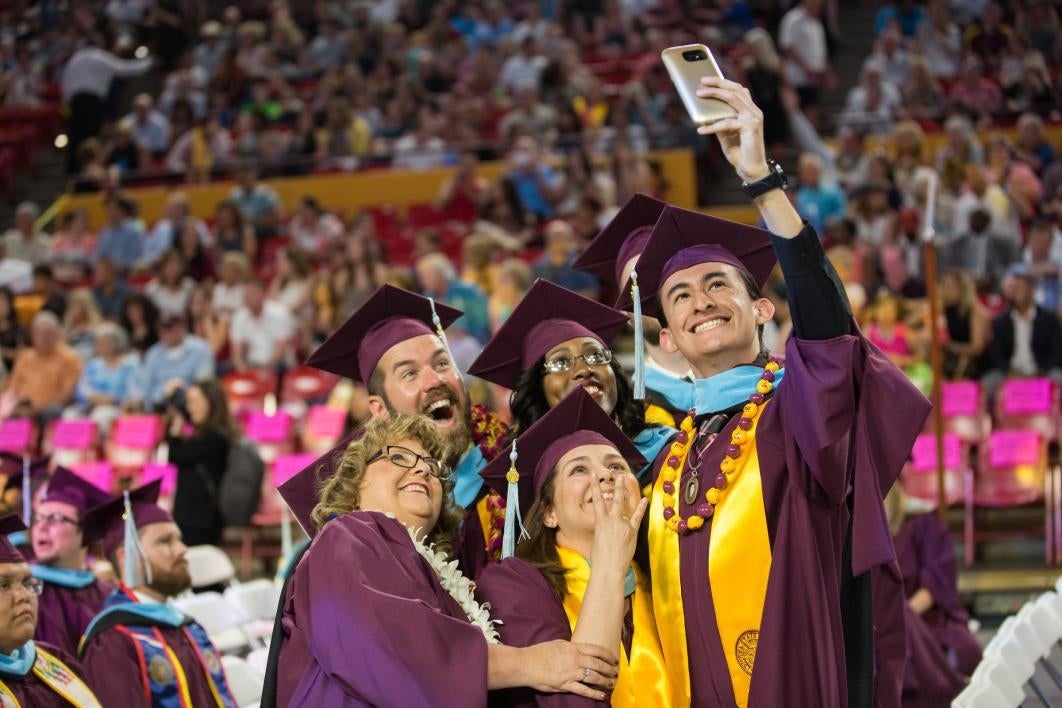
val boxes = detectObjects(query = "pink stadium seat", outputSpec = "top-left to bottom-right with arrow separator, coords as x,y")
0,419 -> 33,455
70,462 -> 114,494
141,461 -> 178,498
994,378 -> 1060,443
302,406 -> 346,454
106,416 -> 162,476
930,381 -> 991,444
900,433 -> 967,509
48,419 -> 97,468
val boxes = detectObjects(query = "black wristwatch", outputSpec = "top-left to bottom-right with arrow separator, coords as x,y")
741,159 -> 788,200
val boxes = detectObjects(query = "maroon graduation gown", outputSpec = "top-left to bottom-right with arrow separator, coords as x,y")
655,332 -> 929,707
80,611 -> 224,707
476,558 -> 602,708
0,642 -> 93,707
895,512 -> 982,676
276,510 -> 489,707
35,579 -> 113,656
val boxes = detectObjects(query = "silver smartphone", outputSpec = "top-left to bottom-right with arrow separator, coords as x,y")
661,43 -> 738,126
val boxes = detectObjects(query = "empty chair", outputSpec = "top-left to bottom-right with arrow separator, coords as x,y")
244,412 -> 294,466
185,545 -> 237,589
245,647 -> 269,677
952,677 -> 1016,708
994,378 -> 1060,443
106,415 -> 162,474
0,419 -> 34,455
221,654 -> 264,707
223,370 -> 278,417
900,433 -> 967,508
934,381 -> 991,445
969,655 -> 1025,707
280,366 -> 339,408
301,406 -> 346,454
173,591 -> 257,655
225,579 -> 279,641
48,419 -> 97,467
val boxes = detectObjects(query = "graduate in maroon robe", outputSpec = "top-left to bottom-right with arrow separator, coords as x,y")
1,453 -> 51,559
27,467 -> 114,655
0,513 -> 102,707
477,389 -> 675,708
305,284 -> 509,577
78,482 -> 236,708
618,76 -> 930,708
275,413 -> 617,707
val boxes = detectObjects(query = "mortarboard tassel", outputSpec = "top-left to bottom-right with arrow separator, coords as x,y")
20,456 -> 30,527
122,491 -> 152,587
501,441 -> 528,559
429,297 -> 459,370
631,270 -> 646,401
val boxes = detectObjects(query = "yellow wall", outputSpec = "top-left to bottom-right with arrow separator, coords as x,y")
56,149 -> 697,230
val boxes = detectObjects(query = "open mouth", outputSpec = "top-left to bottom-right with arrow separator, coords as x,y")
579,381 -> 605,399
691,317 -> 728,334
423,398 -> 456,426
400,482 -> 430,496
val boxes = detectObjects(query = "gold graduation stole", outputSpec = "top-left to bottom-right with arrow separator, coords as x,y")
555,546 -> 675,708
644,404 -> 677,428
648,402 -> 773,707
0,646 -> 102,708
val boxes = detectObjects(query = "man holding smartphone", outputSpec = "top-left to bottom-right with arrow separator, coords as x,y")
624,76 -> 926,707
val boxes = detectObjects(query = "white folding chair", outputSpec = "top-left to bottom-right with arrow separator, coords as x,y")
952,678 -> 1015,708
224,579 -> 279,641
245,647 -> 269,677
185,545 -> 237,589
970,656 -> 1025,707
174,591 -> 259,654
221,655 -> 264,707
1055,575 -> 1062,596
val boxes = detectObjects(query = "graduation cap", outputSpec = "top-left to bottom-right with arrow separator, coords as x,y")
82,480 -> 170,586
39,467 -> 115,532
616,205 -> 777,322
1,454 -> 51,527
305,285 -> 463,383
479,388 -> 644,558
0,515 -> 27,564
277,432 -> 360,537
573,193 -> 668,286
467,280 -> 630,390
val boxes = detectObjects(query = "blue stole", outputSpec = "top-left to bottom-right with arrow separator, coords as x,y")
645,363 -> 695,412
7,531 -> 27,548
30,564 -> 97,589
693,364 -> 786,415
453,445 -> 487,509
0,641 -> 35,677
632,427 -> 677,484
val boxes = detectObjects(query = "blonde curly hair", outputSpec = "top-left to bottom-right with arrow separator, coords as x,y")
311,414 -> 462,557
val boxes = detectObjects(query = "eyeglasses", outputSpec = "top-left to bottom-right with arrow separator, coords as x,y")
0,577 -> 43,597
543,348 -> 613,375
367,445 -> 451,480
31,513 -> 79,528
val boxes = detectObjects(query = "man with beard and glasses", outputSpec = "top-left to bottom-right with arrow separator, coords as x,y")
0,513 -> 102,707
303,284 -> 509,578
78,481 -> 237,707
28,467 -> 115,655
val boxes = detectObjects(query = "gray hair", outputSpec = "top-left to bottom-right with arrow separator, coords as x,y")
15,202 -> 39,220
417,252 -> 456,281
94,321 -> 130,354
31,310 -> 60,330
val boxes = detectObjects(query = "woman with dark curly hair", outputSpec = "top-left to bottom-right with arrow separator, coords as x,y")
273,413 -> 619,707
469,280 -> 675,482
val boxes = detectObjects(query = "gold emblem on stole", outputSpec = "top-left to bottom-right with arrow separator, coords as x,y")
202,650 -> 221,674
735,630 -> 759,676
148,655 -> 176,685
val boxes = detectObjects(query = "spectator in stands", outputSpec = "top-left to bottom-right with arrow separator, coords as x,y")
229,279 -> 294,373
193,21 -> 226,76
917,0 -> 962,80
142,192 -> 208,270
2,203 -> 50,267
937,116 -> 984,196
392,107 -> 449,170
63,288 -> 101,361
796,152 -> 847,235
119,293 -> 160,354
165,379 -> 236,546
212,251 -> 250,315
946,56 -> 1002,120
435,152 -> 491,220
868,26 -> 911,87
900,57 -> 946,121
985,134 -> 1042,221
953,163 -> 1021,246
166,116 -> 233,182
121,94 -> 172,158
1002,50 -> 1058,116
228,164 -> 281,240
69,321 -> 138,433
47,210 -> 97,286
1014,112 -> 1056,176
60,34 -> 152,172
106,122 -> 148,175
1,45 -> 43,107
983,272 -> 1062,397
498,87 -> 559,143
176,224 -> 215,282
966,1 -> 1011,74
0,287 -> 25,373
1021,220 -> 1062,313
289,197 -> 343,255
866,294 -> 917,368
489,257 -> 533,333
126,312 -> 214,411
5,311 -> 83,421
779,0 -> 833,125
850,181 -> 899,248
891,123 -> 928,200
187,286 -> 229,359
944,208 -> 1020,289
874,0 -> 926,37
416,253 -> 490,345
498,36 -> 547,95
940,268 -> 990,379
212,198 -> 256,261
31,265 -> 67,319
89,258 -> 130,321
841,60 -> 901,134
504,135 -> 563,221
532,220 -> 598,300
268,247 -> 313,321
145,249 -> 196,319
740,28 -> 791,157
96,194 -> 144,271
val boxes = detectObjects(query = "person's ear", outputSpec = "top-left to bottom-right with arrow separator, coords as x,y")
658,327 -> 679,354
543,507 -> 558,529
753,298 -> 775,325
366,396 -> 390,419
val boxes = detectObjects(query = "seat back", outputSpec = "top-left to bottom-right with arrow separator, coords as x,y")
901,433 -> 966,507
172,592 -> 247,634
224,579 -> 280,622
302,406 -> 346,454
937,381 -> 990,443
280,367 -> 338,406
974,430 -> 1046,507
70,462 -> 114,494
185,545 -> 236,588
245,647 -> 269,677
0,419 -> 32,455
995,378 -> 1060,442
220,655 -> 264,707
49,419 -> 97,467
223,370 -> 278,416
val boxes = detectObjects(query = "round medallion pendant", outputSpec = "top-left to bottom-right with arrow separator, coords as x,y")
735,630 -> 759,676
684,477 -> 700,505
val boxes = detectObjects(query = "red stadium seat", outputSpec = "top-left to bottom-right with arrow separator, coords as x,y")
280,367 -> 339,407
223,370 -> 278,417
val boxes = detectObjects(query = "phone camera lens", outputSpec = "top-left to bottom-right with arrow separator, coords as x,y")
682,50 -> 707,61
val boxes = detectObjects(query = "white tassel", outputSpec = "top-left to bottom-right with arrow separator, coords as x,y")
429,297 -> 459,371
631,270 -> 646,401
122,491 -> 152,587
501,441 -> 528,559
20,457 -> 30,527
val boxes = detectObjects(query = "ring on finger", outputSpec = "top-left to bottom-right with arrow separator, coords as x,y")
582,667 -> 590,679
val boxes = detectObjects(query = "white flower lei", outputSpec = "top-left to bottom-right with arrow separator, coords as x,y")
406,525 -> 501,644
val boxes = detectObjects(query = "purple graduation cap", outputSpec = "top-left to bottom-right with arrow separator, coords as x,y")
615,205 -> 777,321
39,468 -> 115,545
305,285 -> 464,383
81,480 -> 170,586
277,432 -> 360,537
573,192 -> 668,287
0,515 -> 27,564
2,454 -> 51,527
479,388 -> 644,558
467,279 -> 630,390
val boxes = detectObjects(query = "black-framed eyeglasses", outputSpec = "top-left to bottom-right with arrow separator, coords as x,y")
0,577 -> 43,597
543,348 -> 613,374
31,513 -> 80,528
367,445 -> 451,480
